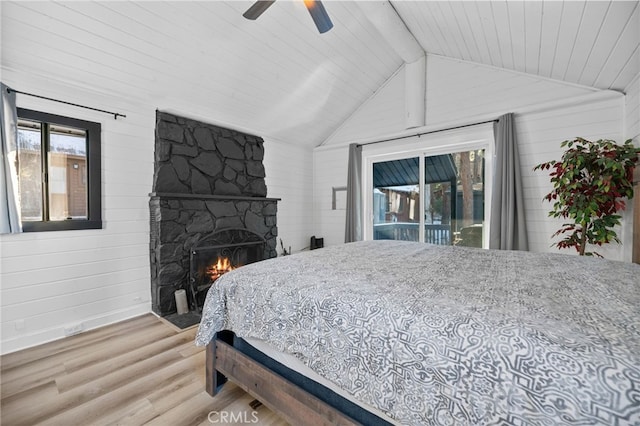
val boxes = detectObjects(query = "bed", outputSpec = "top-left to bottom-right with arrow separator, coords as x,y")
195,240 -> 640,425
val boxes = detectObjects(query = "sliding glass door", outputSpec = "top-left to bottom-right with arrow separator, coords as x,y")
370,149 -> 486,248
372,157 -> 420,242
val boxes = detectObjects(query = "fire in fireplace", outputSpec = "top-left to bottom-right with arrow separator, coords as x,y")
206,256 -> 236,281
189,228 -> 265,311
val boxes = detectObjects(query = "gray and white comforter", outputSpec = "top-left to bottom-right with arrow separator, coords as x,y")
195,240 -> 640,425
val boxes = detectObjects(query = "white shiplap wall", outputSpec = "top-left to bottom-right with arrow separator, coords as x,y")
323,67 -> 405,147
0,82 -> 314,356
0,74 -> 154,354
263,138 -> 315,253
625,73 -> 640,143
323,55 -> 598,146
516,94 -> 628,260
423,56 -> 599,126
315,55 -> 633,261
312,145 -> 350,247
624,74 -> 640,261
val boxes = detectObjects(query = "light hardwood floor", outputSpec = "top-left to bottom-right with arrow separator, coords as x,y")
0,314 -> 288,426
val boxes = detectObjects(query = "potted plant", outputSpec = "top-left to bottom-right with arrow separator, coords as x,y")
534,137 -> 639,256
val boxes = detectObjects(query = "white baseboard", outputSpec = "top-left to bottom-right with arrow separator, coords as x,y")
0,303 -> 151,355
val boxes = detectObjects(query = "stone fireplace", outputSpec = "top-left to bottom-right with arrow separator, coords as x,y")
149,111 -> 279,317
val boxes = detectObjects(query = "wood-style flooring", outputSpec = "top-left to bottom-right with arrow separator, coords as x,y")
0,314 -> 288,425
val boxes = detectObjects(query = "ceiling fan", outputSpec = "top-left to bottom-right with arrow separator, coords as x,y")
243,0 -> 334,34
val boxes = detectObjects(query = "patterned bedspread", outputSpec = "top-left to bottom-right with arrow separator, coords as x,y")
195,240 -> 640,425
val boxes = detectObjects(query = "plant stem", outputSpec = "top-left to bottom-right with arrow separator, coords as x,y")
579,222 -> 588,256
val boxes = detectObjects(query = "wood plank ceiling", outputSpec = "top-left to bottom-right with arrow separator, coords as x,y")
394,1 -> 639,93
1,1 -> 638,147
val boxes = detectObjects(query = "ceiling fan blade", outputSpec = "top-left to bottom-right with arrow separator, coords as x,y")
243,0 -> 276,20
304,0 -> 333,33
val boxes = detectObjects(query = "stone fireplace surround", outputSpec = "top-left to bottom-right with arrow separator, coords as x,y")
150,111 -> 279,317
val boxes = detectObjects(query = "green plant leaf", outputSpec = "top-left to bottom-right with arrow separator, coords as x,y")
533,137 -> 639,257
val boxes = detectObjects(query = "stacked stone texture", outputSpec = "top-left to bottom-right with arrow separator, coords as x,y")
153,111 -> 267,197
150,112 -> 278,316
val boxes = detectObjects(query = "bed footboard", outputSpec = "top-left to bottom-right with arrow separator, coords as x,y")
205,339 -> 224,396
205,334 -> 360,426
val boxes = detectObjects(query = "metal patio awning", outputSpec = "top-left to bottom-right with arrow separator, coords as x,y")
373,154 -> 458,187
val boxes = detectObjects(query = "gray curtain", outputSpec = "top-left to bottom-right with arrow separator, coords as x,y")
489,113 -> 527,250
0,83 -> 22,234
345,143 -> 363,242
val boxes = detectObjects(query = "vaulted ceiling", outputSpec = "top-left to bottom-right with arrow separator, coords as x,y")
1,1 -> 638,147
395,1 -> 638,92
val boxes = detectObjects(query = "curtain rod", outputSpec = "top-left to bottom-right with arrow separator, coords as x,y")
357,119 -> 498,147
6,88 -> 126,120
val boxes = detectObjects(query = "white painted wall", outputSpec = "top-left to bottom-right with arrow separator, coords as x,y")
0,82 -> 314,356
323,68 -> 406,146
315,54 -> 634,261
423,56 -> 600,126
623,74 -> 640,261
312,145 -> 350,247
263,138 -> 315,254
0,74 -> 154,354
625,73 -> 640,143
323,56 -> 598,146
516,94 -> 627,260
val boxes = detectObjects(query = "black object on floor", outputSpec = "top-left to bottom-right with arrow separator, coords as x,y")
164,311 -> 201,329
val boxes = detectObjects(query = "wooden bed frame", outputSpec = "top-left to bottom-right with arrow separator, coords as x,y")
205,333 -> 362,426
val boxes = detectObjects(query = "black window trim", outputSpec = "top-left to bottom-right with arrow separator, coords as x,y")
18,108 -> 102,232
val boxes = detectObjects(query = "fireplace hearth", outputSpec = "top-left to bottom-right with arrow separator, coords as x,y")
149,111 -> 279,321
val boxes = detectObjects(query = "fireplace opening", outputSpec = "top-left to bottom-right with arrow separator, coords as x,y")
189,229 -> 265,312
206,256 -> 236,282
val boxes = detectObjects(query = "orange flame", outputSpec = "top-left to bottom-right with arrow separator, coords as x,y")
206,256 -> 236,281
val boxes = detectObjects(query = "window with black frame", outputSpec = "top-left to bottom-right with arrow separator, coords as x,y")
17,108 -> 101,232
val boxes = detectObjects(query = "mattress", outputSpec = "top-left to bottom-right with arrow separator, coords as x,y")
243,335 -> 400,425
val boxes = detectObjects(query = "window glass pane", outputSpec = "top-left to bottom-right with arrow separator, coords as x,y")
439,149 -> 484,248
17,120 -> 43,221
423,154 -> 457,245
48,125 -> 88,220
373,157 -> 420,242
424,181 -> 453,245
